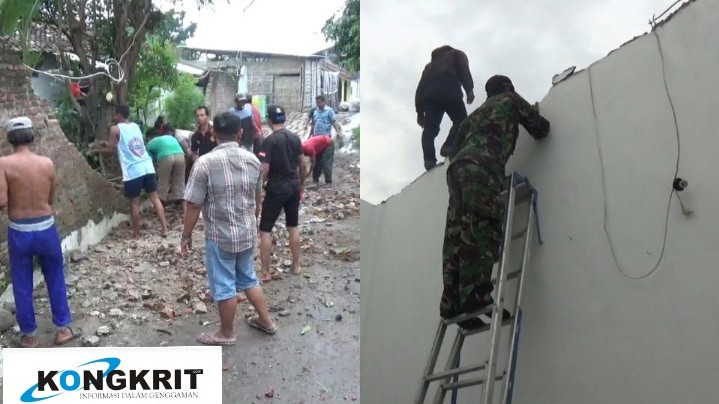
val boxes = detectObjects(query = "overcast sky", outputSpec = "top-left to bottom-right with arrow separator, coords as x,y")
159,0 -> 346,55
360,0 -> 682,204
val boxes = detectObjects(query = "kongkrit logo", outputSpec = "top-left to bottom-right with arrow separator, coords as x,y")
19,357 -> 203,402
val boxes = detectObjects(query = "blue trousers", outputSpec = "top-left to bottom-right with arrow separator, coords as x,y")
8,216 -> 71,336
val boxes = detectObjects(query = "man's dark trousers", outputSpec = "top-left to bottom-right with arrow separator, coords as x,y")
422,97 -> 467,165
313,138 -> 335,184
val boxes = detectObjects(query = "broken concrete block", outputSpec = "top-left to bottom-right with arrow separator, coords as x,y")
83,335 -> 100,347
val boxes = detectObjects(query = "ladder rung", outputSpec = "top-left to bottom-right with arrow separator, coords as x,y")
441,374 -> 505,391
425,363 -> 486,382
491,267 -> 522,284
442,305 -> 493,326
461,316 -> 513,337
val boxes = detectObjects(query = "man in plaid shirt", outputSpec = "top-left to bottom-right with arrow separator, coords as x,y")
181,112 -> 277,345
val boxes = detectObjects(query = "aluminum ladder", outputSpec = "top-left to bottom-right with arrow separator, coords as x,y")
415,172 -> 542,404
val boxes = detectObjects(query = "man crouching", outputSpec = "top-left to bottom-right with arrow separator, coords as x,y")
0,117 -> 77,348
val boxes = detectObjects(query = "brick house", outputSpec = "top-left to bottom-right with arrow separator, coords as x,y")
178,45 -> 358,118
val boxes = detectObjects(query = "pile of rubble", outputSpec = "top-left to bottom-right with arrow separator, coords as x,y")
0,154 -> 360,350
266,111 -> 359,142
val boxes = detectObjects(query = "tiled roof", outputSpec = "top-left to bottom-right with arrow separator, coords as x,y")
0,24 -> 89,55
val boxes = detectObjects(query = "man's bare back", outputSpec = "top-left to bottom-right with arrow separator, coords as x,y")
0,150 -> 55,221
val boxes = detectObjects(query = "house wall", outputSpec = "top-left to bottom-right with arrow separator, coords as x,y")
204,70 -> 237,117
0,45 -> 127,258
360,1 -> 719,403
199,55 -> 314,115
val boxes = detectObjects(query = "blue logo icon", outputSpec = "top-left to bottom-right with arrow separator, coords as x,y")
20,357 -> 121,402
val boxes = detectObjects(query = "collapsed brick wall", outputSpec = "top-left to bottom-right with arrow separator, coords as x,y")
204,55 -> 308,115
0,45 -> 127,244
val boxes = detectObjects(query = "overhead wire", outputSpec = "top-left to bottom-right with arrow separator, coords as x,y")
587,28 -> 682,280
19,9 -> 151,84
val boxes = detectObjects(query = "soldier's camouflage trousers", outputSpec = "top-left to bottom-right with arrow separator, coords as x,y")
440,161 -> 505,319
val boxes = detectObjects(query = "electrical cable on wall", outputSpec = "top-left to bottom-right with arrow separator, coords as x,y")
588,29 -> 683,280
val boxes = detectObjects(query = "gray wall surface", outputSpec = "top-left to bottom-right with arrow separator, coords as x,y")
361,1 -> 719,402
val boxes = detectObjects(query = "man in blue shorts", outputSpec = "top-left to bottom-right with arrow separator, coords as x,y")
91,105 -> 169,239
181,112 -> 277,345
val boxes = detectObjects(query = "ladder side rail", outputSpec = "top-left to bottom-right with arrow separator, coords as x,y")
482,173 -> 518,403
502,191 -> 536,404
431,332 -> 466,404
415,319 -> 449,403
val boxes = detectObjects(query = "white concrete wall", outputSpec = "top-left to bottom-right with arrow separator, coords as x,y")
0,212 -> 129,306
361,1 -> 719,402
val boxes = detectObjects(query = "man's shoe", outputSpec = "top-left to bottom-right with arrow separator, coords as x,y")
440,142 -> 459,158
439,143 -> 452,157
424,160 -> 437,171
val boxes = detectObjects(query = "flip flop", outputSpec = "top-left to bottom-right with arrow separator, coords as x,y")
20,335 -> 40,348
247,316 -> 277,335
197,332 -> 236,346
54,327 -> 83,346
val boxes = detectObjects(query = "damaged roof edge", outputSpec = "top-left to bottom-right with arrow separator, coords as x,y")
571,0 -> 696,81
364,0 -> 699,208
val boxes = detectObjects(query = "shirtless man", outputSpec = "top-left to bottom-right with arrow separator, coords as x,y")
0,117 -> 77,348
90,105 -> 169,239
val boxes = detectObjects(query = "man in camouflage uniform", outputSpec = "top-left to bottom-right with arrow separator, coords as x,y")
440,75 -> 550,320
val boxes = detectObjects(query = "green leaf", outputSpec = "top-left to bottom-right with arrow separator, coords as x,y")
125,25 -> 135,36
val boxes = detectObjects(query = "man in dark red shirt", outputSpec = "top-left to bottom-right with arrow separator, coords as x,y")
415,45 -> 475,171
301,135 -> 333,184
246,94 -> 263,135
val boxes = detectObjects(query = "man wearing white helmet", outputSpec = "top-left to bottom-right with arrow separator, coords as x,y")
0,117 -> 77,347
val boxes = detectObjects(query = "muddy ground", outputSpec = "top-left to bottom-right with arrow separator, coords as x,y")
0,151 -> 360,403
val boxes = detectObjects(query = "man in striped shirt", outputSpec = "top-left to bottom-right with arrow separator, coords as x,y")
181,112 -> 277,345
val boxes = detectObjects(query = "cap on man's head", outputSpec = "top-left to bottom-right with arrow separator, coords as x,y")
235,92 -> 248,101
5,117 -> 32,133
266,105 -> 286,124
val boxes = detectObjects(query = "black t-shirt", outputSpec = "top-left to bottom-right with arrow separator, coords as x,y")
190,129 -> 217,156
259,129 -> 302,183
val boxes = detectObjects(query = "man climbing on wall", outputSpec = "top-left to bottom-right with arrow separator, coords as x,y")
0,117 -> 78,348
440,75 -> 550,323
415,45 -> 475,171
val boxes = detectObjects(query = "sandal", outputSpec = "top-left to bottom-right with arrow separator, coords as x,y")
20,335 -> 39,348
197,332 -> 236,346
247,316 -> 277,335
54,327 -> 83,346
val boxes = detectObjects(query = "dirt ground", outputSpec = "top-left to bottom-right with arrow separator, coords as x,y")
0,151 -> 360,403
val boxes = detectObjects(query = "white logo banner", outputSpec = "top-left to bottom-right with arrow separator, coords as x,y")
2,346 -> 222,404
